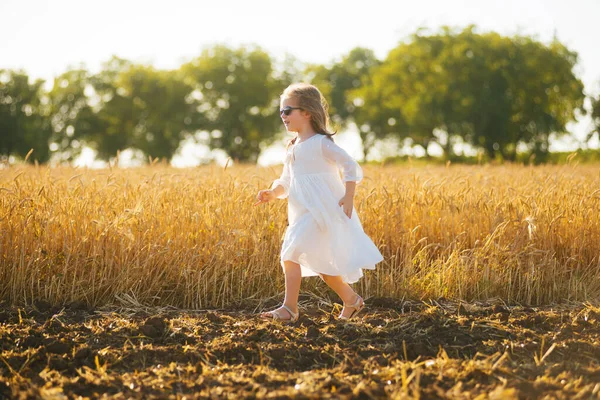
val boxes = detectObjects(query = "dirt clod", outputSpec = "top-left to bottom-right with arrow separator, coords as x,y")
22,334 -> 43,348
139,316 -> 167,339
305,325 -> 320,339
45,340 -> 71,354
33,300 -> 52,313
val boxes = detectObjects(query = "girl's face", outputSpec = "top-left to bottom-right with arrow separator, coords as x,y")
280,97 -> 310,133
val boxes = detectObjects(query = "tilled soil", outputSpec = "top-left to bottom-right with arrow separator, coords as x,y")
1,298 -> 599,399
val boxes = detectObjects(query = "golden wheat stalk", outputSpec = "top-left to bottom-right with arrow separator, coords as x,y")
0,164 -> 599,307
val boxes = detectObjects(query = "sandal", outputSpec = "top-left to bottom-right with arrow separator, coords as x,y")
339,295 -> 365,320
260,304 -> 299,323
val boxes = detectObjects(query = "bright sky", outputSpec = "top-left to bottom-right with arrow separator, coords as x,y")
2,0 -> 599,166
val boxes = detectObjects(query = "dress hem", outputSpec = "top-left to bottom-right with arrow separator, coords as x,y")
280,256 -> 380,282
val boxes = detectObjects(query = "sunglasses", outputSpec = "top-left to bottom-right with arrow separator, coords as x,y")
280,106 -> 303,116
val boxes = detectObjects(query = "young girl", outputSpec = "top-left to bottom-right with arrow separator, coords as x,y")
255,83 -> 383,322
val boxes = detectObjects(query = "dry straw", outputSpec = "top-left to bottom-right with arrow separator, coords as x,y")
1,163 -> 599,308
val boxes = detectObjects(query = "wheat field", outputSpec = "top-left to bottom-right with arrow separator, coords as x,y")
1,162 -> 599,308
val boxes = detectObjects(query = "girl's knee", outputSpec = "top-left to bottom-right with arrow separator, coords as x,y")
282,260 -> 298,267
282,260 -> 301,274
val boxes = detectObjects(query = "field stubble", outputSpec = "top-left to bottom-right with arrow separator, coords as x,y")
0,300 -> 599,398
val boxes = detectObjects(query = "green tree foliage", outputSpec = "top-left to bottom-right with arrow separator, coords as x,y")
454,30 -> 585,161
88,57 -> 135,161
47,68 -> 99,161
352,33 -> 449,159
90,57 -> 196,161
273,53 -> 305,91
349,66 -> 408,160
307,47 -> 380,129
181,45 -> 281,163
353,27 -> 585,161
0,70 -> 52,162
591,92 -> 600,144
0,34 -> 589,166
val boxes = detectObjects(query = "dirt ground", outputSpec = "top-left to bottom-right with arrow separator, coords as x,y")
1,297 -> 599,399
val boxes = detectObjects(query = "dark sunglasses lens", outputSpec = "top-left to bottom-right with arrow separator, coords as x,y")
283,108 -> 292,116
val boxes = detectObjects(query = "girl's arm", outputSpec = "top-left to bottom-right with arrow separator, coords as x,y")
271,156 -> 291,198
321,138 -> 363,183
344,181 -> 356,199
322,138 -> 362,218
339,181 -> 356,218
270,184 -> 287,198
255,184 -> 285,206
255,154 -> 291,206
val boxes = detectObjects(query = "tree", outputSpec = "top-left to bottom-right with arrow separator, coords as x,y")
89,57 -> 196,162
46,67 -> 100,162
0,70 -> 52,163
181,45 -> 281,163
349,65 -> 408,160
307,48 -> 380,129
272,53 -> 306,91
121,65 -> 196,160
456,31 -> 585,161
352,27 -> 585,162
587,91 -> 600,147
438,28 -> 516,160
350,33 -> 446,160
88,57 -> 136,161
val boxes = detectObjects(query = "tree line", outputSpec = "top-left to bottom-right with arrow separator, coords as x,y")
1,26 -> 598,165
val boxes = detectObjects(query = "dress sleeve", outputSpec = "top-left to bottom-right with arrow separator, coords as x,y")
322,138 -> 363,183
271,151 -> 291,199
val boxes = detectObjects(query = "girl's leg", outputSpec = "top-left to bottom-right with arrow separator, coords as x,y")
320,274 -> 362,318
261,260 -> 301,320
282,260 -> 301,314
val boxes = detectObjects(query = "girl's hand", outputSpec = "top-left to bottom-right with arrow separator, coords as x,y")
254,189 -> 276,206
338,195 -> 354,219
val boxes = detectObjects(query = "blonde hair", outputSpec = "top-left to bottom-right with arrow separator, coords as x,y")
281,83 -> 336,149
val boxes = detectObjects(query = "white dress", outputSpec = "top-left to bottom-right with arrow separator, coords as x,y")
271,134 -> 384,283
